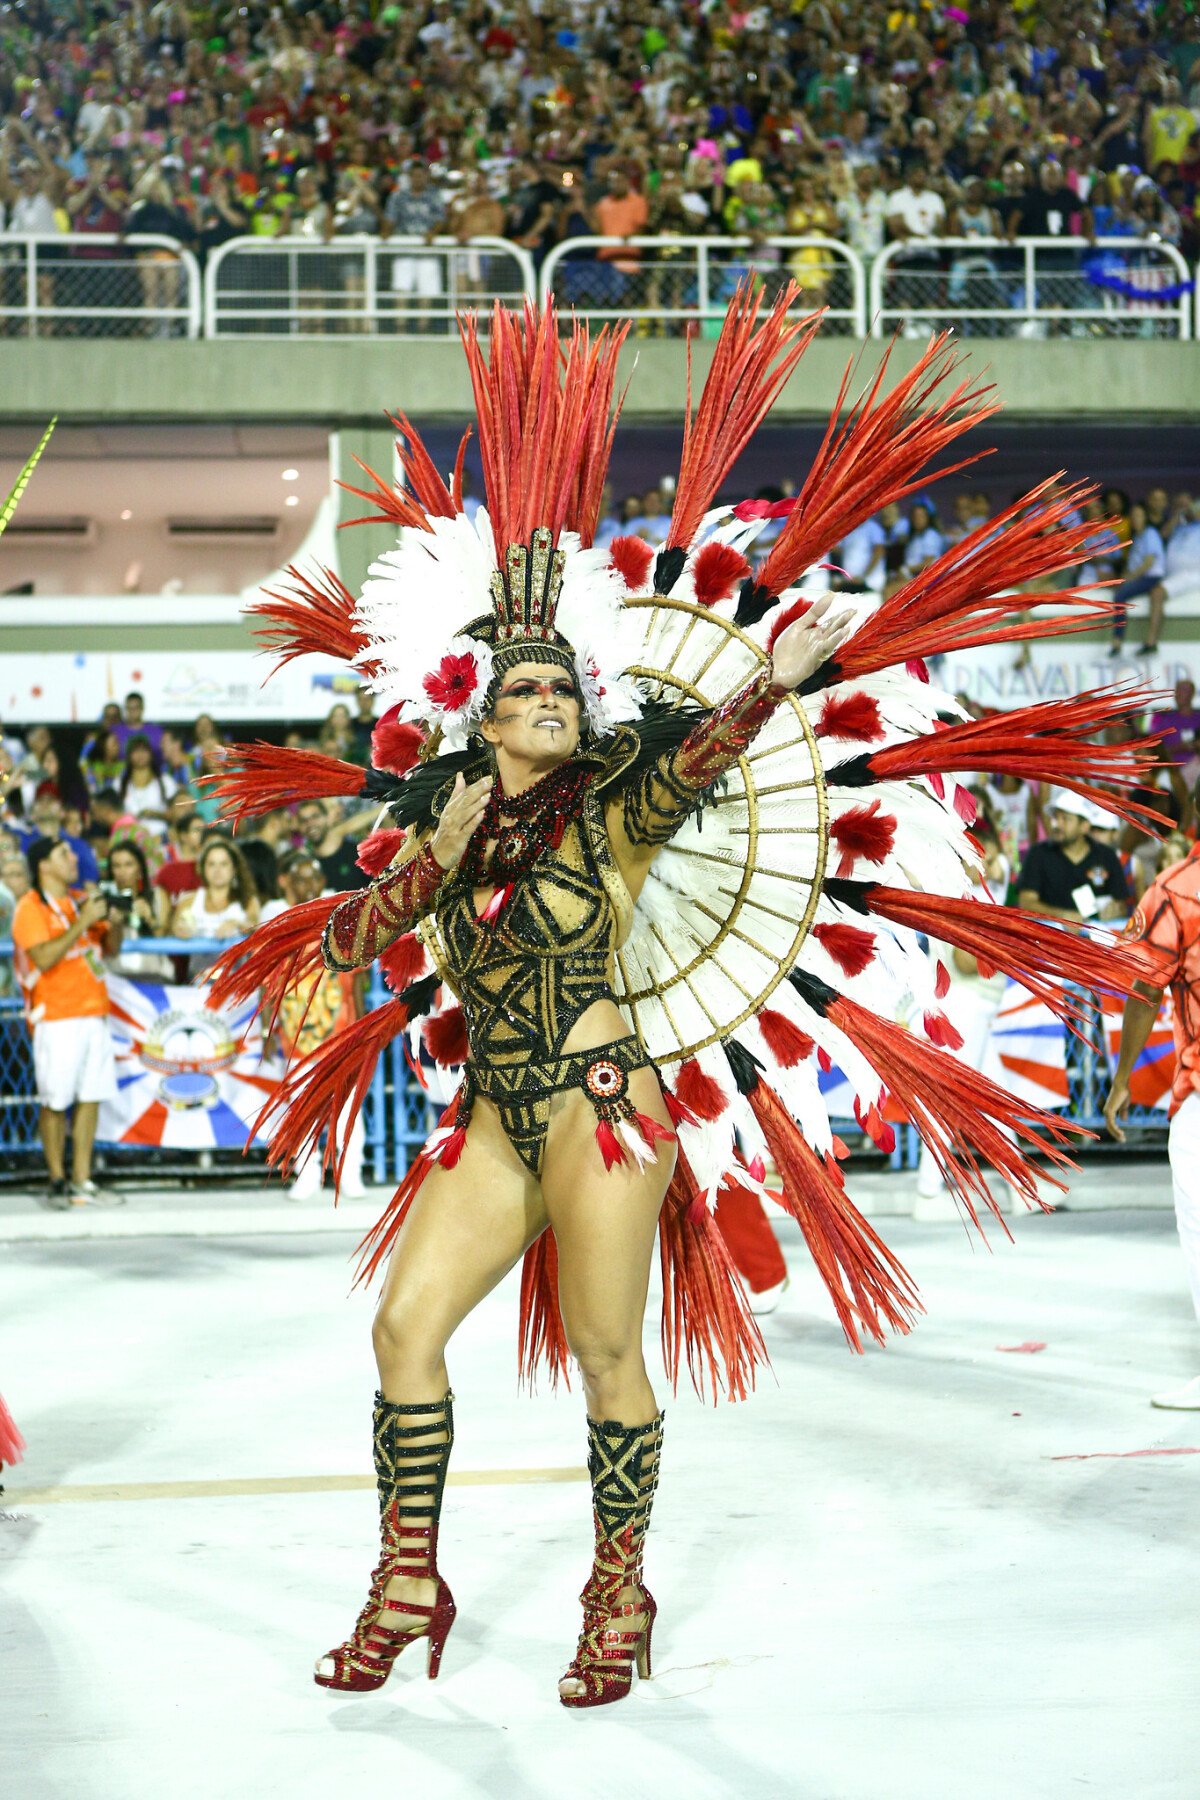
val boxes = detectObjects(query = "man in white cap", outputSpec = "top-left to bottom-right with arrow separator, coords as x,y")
1106,826 -> 1200,1409
1016,790 -> 1131,923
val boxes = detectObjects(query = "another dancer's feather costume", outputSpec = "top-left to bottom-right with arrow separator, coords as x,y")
210,285 -> 1156,1398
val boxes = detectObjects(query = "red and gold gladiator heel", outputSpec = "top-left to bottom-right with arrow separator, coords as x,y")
315,1391 -> 456,1693
560,1409 -> 664,1709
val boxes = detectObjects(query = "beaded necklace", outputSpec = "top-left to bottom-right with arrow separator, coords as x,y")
459,758 -> 593,887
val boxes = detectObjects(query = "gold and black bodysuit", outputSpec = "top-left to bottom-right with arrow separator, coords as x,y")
322,670 -> 786,1174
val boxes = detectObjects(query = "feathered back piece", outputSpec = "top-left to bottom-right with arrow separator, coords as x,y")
459,300 -> 630,551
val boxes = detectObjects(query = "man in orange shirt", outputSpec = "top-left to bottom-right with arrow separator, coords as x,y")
12,837 -> 125,1207
593,170 -> 649,279
1106,835 -> 1200,1409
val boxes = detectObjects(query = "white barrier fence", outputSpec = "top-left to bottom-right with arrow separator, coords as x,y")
540,235 -> 866,334
204,235 -> 535,337
1,231 -> 1197,340
0,233 -> 202,337
869,236 -> 1193,340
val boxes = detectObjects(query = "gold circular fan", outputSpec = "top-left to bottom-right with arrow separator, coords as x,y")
614,595 -> 828,1065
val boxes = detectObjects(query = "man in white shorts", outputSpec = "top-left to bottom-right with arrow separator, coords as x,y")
12,837 -> 125,1208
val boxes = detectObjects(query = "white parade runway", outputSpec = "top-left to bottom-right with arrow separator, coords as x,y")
2,1177 -> 1198,1800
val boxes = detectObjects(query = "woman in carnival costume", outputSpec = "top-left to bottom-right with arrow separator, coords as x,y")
209,283 -> 1156,1708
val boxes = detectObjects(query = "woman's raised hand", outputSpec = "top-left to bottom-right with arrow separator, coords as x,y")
431,772 -> 493,870
767,592 -> 858,692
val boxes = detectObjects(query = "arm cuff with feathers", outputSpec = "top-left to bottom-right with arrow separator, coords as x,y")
621,666 -> 787,848
322,844 -> 447,971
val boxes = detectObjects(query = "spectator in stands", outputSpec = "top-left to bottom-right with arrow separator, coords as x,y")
15,791 -> 99,885
1165,498 -> 1200,596
1110,500 -> 1168,658
1150,680 -> 1200,758
383,160 -> 446,331
238,837 -> 286,923
113,691 -> 162,754
171,834 -> 260,973
81,727 -> 124,796
830,514 -> 885,594
593,167 -> 649,291
153,809 -> 206,908
104,838 -> 173,979
1016,791 -> 1131,924
901,501 -> 945,576
12,836 -> 125,1207
118,734 -> 175,837
159,726 -> 199,800
297,796 -> 377,892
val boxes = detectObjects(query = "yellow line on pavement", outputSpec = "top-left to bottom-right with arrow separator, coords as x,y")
7,1467 -> 588,1506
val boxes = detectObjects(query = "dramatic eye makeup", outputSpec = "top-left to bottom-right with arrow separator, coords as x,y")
501,680 -> 579,700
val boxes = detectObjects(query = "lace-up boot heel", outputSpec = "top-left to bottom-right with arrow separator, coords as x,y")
560,1409 -> 664,1709
315,1391 -> 456,1692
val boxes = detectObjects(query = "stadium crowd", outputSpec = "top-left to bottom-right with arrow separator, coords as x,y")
0,0 -> 1198,330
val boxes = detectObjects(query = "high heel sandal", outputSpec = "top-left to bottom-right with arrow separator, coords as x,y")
315,1391 -> 456,1693
560,1410 -> 664,1709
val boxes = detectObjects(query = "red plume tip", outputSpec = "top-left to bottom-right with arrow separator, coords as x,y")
595,1117 -> 627,1171
422,1006 -> 470,1067
815,690 -> 884,742
830,801 -> 897,878
923,1010 -> 965,1051
813,921 -> 877,978
371,714 -> 424,776
379,932 -> 427,994
758,1007 -> 815,1068
356,829 -> 406,877
673,1058 -> 729,1121
609,534 -> 655,592
692,540 -> 752,608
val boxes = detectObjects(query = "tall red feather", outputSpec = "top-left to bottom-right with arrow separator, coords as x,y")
666,278 -> 823,551
855,689 -> 1162,830
835,480 -> 1119,673
753,333 -> 997,601
518,1229 -> 571,1390
206,742 -> 365,831
353,1097 -> 457,1287
658,1145 -> 768,1402
255,999 -> 412,1193
824,988 -> 1079,1228
248,563 -> 374,675
205,891 -> 351,1022
845,883 -> 1152,1029
745,1080 -> 922,1350
459,301 -> 628,551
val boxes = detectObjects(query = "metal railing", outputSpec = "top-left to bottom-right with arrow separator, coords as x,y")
541,235 -> 866,335
0,232 -> 202,338
0,938 -> 435,1186
869,235 -> 1193,340
204,234 -> 536,338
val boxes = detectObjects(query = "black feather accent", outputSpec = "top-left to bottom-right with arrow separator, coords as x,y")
788,968 -> 836,1015
722,1037 -> 764,1097
733,578 -> 776,628
397,973 -> 442,1020
797,656 -> 841,697
824,751 -> 874,788
369,750 -> 481,833
821,877 -> 875,915
653,545 -> 688,595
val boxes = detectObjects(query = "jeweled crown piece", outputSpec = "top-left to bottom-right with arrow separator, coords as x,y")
489,527 -> 566,646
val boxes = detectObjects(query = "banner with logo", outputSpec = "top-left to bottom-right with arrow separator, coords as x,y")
97,973 -> 282,1149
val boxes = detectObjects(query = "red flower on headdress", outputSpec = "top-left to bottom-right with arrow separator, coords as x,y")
423,650 -> 480,713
